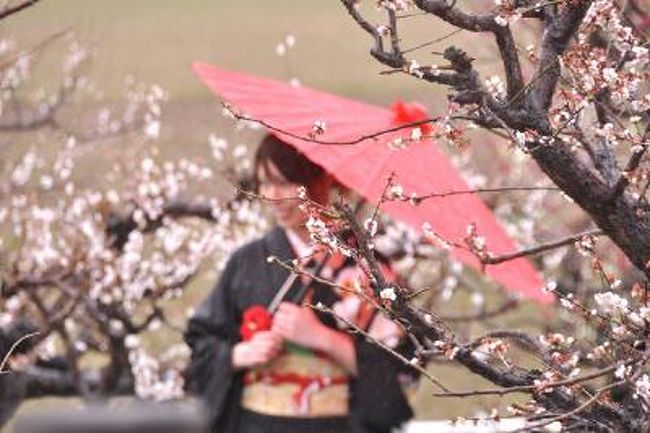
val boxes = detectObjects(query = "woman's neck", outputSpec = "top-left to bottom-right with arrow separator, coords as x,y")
285,226 -> 312,255
291,225 -> 310,242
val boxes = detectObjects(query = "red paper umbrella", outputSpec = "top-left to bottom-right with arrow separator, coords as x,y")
193,63 -> 551,303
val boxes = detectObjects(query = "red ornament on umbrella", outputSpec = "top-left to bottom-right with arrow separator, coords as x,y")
193,63 -> 551,303
390,100 -> 434,135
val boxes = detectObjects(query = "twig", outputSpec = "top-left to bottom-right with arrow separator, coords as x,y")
367,173 -> 396,236
401,186 -> 561,204
402,28 -> 464,54
0,0 -> 41,21
511,380 -> 625,433
226,105 -> 442,146
313,302 -> 451,393
482,229 -> 604,265
0,28 -> 70,72
433,364 -> 618,398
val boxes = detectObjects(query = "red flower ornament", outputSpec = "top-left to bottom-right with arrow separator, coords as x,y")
240,305 -> 273,341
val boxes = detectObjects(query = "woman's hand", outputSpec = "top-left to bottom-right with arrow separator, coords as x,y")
231,330 -> 283,369
272,302 -> 327,349
273,302 -> 357,375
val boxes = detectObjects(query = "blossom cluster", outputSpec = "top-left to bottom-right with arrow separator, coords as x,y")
0,71 -> 268,399
376,0 -> 414,13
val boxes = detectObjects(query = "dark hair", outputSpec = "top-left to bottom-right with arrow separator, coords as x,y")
254,134 -> 324,188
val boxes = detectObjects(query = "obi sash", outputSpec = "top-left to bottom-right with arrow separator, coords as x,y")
241,344 -> 349,418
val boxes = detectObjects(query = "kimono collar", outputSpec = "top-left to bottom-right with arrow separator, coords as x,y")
263,227 -> 300,302
264,227 -> 295,263
285,229 -> 313,258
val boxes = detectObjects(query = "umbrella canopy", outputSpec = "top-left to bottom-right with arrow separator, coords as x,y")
193,63 -> 550,303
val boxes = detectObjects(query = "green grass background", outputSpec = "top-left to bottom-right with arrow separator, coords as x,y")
3,0 -> 459,101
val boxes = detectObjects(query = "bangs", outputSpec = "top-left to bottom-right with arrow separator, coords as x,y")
254,134 -> 324,187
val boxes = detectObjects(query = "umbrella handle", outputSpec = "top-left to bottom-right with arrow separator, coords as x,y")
266,251 -> 333,313
267,272 -> 300,313
285,253 -> 330,305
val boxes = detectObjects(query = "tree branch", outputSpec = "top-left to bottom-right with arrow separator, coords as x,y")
414,1 -> 498,32
493,26 -> 526,99
106,201 -> 219,250
0,0 -> 41,21
0,76 -> 78,132
532,2 -> 593,111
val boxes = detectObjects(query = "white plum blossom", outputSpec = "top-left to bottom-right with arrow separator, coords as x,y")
615,363 -> 632,379
485,75 -> 506,99
311,119 -> 327,137
305,214 -> 351,256
233,144 -> 248,159
594,291 -> 629,314
11,151 -> 37,185
376,25 -> 390,36
387,184 -> 404,199
494,15 -> 508,27
471,292 -> 485,309
410,127 -> 422,141
407,59 -> 424,78
635,375 -> 650,403
421,221 -> 452,250
472,235 -> 486,250
129,347 -> 184,401
379,287 -> 397,301
364,218 -> 378,237
209,134 -> 228,160
377,0 -> 414,13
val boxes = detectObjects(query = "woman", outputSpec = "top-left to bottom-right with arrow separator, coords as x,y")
184,134 -> 414,433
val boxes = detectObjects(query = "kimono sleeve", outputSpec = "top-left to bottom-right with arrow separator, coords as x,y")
183,252 -> 242,431
352,338 -> 414,432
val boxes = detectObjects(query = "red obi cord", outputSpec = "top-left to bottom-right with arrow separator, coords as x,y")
244,370 -> 349,415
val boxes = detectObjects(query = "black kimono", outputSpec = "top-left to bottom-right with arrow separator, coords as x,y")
184,228 -> 413,433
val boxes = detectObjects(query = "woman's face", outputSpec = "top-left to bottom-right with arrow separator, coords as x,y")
257,160 -> 309,231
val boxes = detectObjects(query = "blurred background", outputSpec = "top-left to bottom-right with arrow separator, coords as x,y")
1,1 -> 607,431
